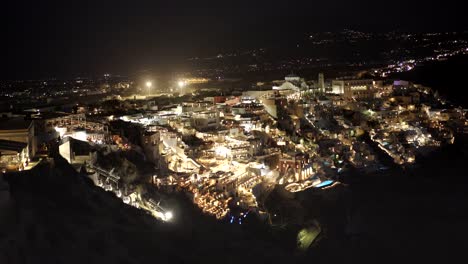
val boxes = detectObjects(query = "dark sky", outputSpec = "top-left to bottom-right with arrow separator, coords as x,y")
1,0 -> 466,79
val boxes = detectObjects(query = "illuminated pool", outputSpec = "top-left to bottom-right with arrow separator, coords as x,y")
315,180 -> 334,188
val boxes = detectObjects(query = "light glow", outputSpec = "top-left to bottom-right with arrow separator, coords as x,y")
178,80 -> 186,88
164,211 -> 173,221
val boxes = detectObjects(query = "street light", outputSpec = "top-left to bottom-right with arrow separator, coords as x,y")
178,80 -> 185,88
146,81 -> 152,96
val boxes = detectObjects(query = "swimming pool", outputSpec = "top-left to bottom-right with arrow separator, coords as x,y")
315,180 -> 334,188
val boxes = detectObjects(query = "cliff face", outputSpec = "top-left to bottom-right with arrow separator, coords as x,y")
2,135 -> 468,264
0,156 -> 296,264
1,158 -> 161,263
0,174 -> 13,234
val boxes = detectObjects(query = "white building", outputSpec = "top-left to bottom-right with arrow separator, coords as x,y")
285,73 -> 301,82
190,111 -> 220,131
318,73 -> 325,92
331,79 -> 375,100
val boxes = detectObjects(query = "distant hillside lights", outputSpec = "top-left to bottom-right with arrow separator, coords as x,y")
175,78 -> 210,87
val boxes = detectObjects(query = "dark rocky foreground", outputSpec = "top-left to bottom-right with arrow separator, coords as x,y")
1,135 -> 468,264
0,155 -> 298,264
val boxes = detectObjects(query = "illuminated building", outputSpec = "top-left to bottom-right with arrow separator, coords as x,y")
44,113 -> 108,143
213,96 -> 226,104
0,173 -> 11,225
190,111 -> 220,131
261,92 -> 287,119
331,79 -> 375,100
273,81 -> 300,91
0,118 -> 36,160
318,73 -> 325,93
180,78 -> 210,85
58,137 -> 92,164
285,73 -> 301,82
0,140 -> 29,171
181,102 -> 212,113
278,152 -> 312,182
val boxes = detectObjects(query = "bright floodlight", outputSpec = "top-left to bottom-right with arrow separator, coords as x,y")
178,80 -> 185,88
164,211 -> 173,221
146,81 -> 152,88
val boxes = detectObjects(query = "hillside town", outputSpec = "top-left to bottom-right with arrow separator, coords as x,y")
1,73 -> 467,223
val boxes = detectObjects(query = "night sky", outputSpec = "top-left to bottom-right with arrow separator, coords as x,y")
1,0 -> 466,79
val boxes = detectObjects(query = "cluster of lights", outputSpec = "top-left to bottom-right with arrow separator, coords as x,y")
229,211 -> 249,225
